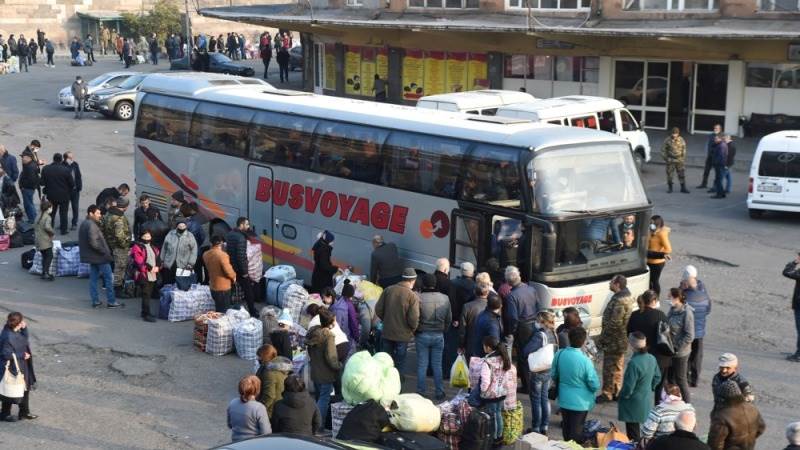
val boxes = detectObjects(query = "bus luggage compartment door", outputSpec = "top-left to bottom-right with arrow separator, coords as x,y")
248,164 -> 274,265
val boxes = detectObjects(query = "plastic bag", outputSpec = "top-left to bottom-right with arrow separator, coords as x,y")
388,393 -> 441,433
341,351 -> 401,406
357,279 -> 383,302
450,354 -> 470,388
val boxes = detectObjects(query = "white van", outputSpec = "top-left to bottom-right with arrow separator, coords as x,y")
416,90 -> 536,115
747,131 -> 800,218
496,96 -> 652,168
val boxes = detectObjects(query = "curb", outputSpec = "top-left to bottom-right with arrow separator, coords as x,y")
648,159 -> 752,173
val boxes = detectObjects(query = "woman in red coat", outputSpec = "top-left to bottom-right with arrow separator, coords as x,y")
131,229 -> 161,322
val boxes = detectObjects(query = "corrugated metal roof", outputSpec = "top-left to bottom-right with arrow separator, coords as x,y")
199,4 -> 800,39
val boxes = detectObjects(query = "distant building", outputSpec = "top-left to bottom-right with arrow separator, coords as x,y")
201,0 -> 800,136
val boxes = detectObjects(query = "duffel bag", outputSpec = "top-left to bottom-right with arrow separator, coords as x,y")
266,278 -> 302,307
264,264 -> 296,282
283,283 -> 309,323
18,222 -> 34,246
501,400 -> 523,445
330,402 -> 355,439
169,285 -> 214,322
206,316 -> 234,356
9,231 -> 23,248
337,399 -> 391,442
56,245 -> 81,277
20,248 -> 35,270
159,284 -> 176,320
388,393 -> 441,433
378,431 -> 448,450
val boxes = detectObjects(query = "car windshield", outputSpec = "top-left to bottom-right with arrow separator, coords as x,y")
211,53 -> 232,63
88,75 -> 110,87
119,75 -> 145,89
529,143 -> 648,216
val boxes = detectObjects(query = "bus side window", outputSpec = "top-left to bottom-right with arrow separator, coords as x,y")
134,94 -> 197,146
189,103 -> 253,156
547,119 -> 563,125
460,144 -> 522,208
311,121 -> 387,183
250,112 -> 317,169
383,132 -> 467,199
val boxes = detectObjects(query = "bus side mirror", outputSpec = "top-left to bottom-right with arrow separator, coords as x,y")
542,231 -> 556,273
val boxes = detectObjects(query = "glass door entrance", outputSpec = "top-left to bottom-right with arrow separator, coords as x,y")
614,60 -> 670,129
691,63 -> 728,133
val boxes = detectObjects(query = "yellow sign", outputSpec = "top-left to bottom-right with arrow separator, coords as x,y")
424,51 -> 446,96
361,47 -> 377,98
446,52 -> 469,93
377,48 -> 388,79
324,44 -> 336,90
468,53 -> 489,90
403,49 -> 425,100
345,46 -> 362,96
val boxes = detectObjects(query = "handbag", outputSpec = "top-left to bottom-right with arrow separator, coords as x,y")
548,350 -> 562,401
0,354 -> 26,399
528,331 -> 555,372
656,320 -> 676,356
597,422 -> 630,447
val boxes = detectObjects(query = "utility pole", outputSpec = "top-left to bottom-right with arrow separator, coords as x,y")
184,0 -> 192,54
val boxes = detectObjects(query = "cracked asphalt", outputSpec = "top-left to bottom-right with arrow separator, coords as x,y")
0,59 -> 798,449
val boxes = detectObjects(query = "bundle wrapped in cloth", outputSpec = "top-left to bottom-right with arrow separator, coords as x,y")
341,351 -> 401,406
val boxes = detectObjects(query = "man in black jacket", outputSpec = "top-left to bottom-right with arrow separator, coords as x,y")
370,235 -> 404,288
225,217 -> 253,313
18,149 -> 39,224
40,153 -> 74,235
627,289 -> 671,403
63,151 -> 82,230
95,183 -> 129,215
784,252 -> 800,362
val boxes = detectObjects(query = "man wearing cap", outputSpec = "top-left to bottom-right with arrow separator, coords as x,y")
168,191 -> 187,229
370,234 -> 404,288
681,265 -> 711,386
707,380 -> 765,450
39,153 -> 74,235
783,252 -> 800,362
18,148 -> 40,223
203,234 -> 236,312
102,195 -> 131,297
711,353 -> 754,412
375,267 -> 421,375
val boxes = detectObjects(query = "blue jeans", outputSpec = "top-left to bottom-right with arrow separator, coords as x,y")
415,332 -> 445,398
486,400 -> 504,440
529,371 -> 552,434
381,338 -> 409,375
314,382 -> 333,430
723,167 -> 732,193
794,309 -> 800,355
89,263 -> 116,306
713,164 -> 725,196
21,188 -> 36,223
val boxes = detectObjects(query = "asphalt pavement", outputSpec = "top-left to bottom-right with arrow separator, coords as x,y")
0,59 -> 798,449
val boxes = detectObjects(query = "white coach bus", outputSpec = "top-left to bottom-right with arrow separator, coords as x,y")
133,73 -> 651,333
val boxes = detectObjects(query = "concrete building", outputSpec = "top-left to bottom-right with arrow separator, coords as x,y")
200,0 -> 800,136
0,0 -> 275,52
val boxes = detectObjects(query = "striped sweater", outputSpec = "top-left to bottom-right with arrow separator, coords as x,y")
641,401 -> 696,439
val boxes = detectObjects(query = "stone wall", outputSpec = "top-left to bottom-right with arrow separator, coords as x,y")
0,0 -> 282,51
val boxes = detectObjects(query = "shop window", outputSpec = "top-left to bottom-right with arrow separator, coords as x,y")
190,103 -> 253,157
311,121 -> 388,183
624,0 -> 717,9
249,112 -> 317,169
409,0 -> 476,8
383,132 -> 468,199
346,0 -> 363,5
777,66 -> 800,89
511,0 -> 590,8
460,145 -> 522,207
746,64 -> 774,88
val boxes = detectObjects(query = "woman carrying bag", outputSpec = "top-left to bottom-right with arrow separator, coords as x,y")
0,312 -> 37,421
550,327 -> 599,443
33,200 -> 54,281
523,311 -> 558,436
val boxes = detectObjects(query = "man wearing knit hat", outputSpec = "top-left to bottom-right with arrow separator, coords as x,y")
707,380 -> 765,450
618,331 -> 660,441
375,267 -> 421,376
167,191 -> 187,229
711,353 -> 754,412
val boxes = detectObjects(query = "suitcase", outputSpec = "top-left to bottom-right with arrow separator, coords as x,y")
265,278 -> 302,307
378,431 -> 448,450
264,264 -> 297,282
460,409 -> 494,450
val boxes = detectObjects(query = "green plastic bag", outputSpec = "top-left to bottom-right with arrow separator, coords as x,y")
450,354 -> 470,388
342,351 -> 401,406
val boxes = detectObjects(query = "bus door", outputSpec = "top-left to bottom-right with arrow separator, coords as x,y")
247,164 -> 274,265
449,209 -> 485,271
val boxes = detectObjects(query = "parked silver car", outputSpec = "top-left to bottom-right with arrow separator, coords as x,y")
58,71 -> 138,109
88,73 -> 148,120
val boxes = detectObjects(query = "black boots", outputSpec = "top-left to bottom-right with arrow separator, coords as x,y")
680,183 -> 690,193
667,183 -> 673,193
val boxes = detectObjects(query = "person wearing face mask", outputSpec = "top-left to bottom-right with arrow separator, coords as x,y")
646,215 -> 671,296
160,219 -> 198,287
33,200 -> 55,281
62,151 -> 82,231
131,229 -> 161,322
666,288 -> 694,403
70,76 -> 88,119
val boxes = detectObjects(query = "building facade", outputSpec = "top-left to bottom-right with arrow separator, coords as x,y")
201,0 -> 800,136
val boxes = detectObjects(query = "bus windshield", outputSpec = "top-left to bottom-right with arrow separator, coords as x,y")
530,144 -> 648,216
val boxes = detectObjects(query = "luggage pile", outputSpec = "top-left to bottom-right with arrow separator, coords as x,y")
23,241 -> 90,278
435,394 -> 472,450
264,265 -> 303,308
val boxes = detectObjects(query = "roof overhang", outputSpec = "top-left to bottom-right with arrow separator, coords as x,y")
76,10 -> 124,21
199,4 -> 800,40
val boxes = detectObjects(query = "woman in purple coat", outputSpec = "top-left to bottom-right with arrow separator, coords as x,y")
330,280 -> 360,355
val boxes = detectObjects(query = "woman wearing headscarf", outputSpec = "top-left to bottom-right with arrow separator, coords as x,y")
311,230 -> 337,293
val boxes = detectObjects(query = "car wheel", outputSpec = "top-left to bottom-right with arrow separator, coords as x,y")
115,101 -> 134,121
633,149 -> 644,173
748,208 -> 763,219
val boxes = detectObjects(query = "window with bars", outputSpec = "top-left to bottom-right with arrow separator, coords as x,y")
409,0 -> 478,8
623,0 -> 718,9
346,0 -> 364,5
507,0 -> 590,8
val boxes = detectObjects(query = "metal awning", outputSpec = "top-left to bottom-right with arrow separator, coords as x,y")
76,10 -> 124,21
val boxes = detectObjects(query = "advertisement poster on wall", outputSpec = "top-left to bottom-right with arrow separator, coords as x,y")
446,52 -> 469,93
377,47 -> 388,80
424,51 -> 447,96
468,53 -> 489,90
324,44 -> 336,90
361,47 -> 377,97
403,49 -> 425,100
345,45 -> 362,95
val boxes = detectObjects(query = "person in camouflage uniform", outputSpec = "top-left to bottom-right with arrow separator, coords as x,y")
662,127 -> 690,194
597,274 -> 635,402
102,196 -> 132,297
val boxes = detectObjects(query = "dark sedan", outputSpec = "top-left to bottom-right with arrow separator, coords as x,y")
170,52 -> 255,77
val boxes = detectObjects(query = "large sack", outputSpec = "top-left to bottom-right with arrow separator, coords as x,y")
283,283 -> 309,323
159,284 -> 176,320
77,263 -> 90,278
334,269 -> 366,297
20,248 -> 35,270
206,316 -> 235,356
29,249 -> 58,276
264,264 -> 296,282
266,278 -> 303,307
56,244 -> 81,277
357,279 -> 383,302
501,400 -> 524,445
234,318 -> 263,361
226,307 -> 250,326
169,285 -> 214,322
388,393 -> 441,433
341,351 -> 401,406
194,311 -> 224,352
